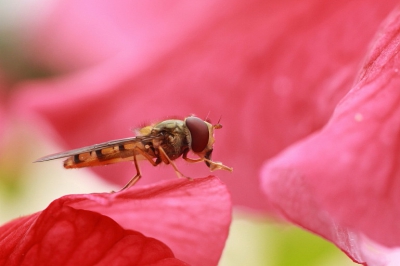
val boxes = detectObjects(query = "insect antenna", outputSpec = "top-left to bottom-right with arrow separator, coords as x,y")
214,115 -> 223,129
204,111 -> 211,123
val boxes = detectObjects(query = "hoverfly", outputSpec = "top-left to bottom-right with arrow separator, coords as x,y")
35,116 -> 233,191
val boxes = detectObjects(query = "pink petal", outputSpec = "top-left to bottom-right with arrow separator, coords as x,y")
0,176 -> 231,266
0,68 -> 9,145
0,107 -> 6,149
13,0 -> 398,213
261,5 -> 400,263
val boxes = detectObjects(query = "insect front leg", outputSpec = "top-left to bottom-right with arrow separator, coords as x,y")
203,158 -> 233,172
182,149 -> 233,172
182,149 -> 204,164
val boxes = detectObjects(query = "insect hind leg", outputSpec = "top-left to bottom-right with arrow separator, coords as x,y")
117,152 -> 142,191
116,147 -> 159,192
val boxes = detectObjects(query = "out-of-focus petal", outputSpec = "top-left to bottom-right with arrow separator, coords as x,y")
13,0 -> 398,213
0,201 -> 184,266
0,68 -> 9,153
0,176 -> 231,266
0,104 -> 6,150
358,235 -> 400,266
261,5 -> 400,263
22,0 -> 236,71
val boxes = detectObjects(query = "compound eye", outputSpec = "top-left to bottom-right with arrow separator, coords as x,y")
186,117 -> 209,153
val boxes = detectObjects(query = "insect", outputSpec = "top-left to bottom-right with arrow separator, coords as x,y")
35,116 -> 233,191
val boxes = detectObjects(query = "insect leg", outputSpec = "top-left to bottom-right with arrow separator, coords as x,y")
203,158 -> 233,172
119,152 -> 142,191
158,146 -> 192,180
182,150 -> 204,163
182,149 -> 232,172
117,147 -> 160,191
134,147 -> 159,166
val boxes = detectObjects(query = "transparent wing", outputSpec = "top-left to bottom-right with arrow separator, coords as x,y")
34,135 -> 158,163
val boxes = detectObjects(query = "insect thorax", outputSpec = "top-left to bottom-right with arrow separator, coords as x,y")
151,120 -> 189,160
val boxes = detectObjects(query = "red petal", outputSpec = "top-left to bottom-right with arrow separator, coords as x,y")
0,203 -> 183,266
0,176 -> 230,266
261,6 -> 400,263
68,176 -> 232,266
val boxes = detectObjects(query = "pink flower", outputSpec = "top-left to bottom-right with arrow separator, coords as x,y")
4,0 -> 400,264
0,177 -> 231,265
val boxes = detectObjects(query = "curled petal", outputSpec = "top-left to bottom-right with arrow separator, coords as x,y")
261,5 -> 400,263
